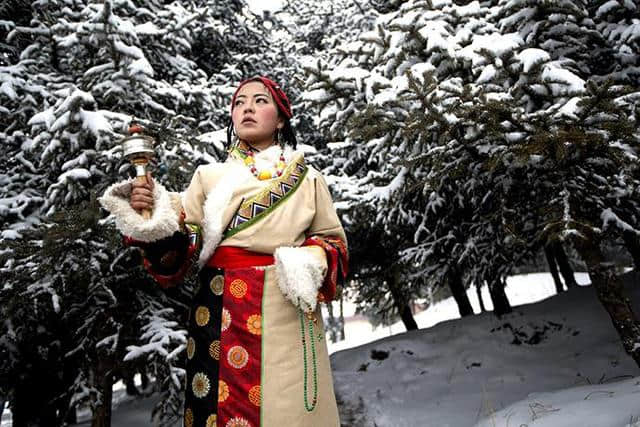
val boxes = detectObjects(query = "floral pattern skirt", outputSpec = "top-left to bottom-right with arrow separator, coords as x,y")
183,265 -> 340,427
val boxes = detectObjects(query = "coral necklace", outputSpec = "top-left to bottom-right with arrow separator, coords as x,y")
243,147 -> 286,180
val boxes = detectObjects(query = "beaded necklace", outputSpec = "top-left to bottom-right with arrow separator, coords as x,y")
243,148 -> 286,180
299,309 -> 319,412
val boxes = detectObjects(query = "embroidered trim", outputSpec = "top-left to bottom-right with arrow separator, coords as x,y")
224,158 -> 308,238
229,146 -> 249,161
137,223 -> 202,288
303,236 -> 349,302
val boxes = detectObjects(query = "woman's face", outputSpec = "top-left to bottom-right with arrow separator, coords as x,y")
232,81 -> 284,149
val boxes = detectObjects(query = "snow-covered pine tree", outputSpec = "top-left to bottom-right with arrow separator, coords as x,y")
302,0 -> 640,364
294,1 -> 446,329
480,0 -> 640,364
589,0 -> 640,271
0,199 -> 174,427
455,0 -> 640,360
1,0 -> 276,424
263,0 -> 381,336
265,0 -> 378,152
589,0 -> 639,78
397,0 -> 640,362
300,0 -> 510,322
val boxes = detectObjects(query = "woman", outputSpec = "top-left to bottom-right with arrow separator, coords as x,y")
100,76 -> 348,427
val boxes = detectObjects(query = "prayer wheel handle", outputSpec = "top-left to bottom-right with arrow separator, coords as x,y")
121,124 -> 156,219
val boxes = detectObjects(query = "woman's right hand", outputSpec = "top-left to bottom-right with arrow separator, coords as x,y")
130,171 -> 155,212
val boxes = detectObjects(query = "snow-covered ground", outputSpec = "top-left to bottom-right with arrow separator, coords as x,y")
2,272 -> 639,426
327,271 -> 592,354
332,272 -> 640,427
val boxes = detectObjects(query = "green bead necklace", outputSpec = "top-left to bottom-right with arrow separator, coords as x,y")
299,309 -> 319,412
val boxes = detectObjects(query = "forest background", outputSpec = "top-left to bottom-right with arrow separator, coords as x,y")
1,0 -> 639,426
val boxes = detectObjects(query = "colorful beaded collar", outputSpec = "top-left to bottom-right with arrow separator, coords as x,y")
230,142 -> 286,180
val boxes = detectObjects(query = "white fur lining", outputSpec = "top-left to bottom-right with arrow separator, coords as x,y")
252,145 -> 295,172
274,246 -> 327,312
98,179 -> 179,242
197,166 -> 245,267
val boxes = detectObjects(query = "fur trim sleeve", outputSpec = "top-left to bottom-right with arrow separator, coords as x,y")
99,179 -> 180,242
274,246 -> 328,312
197,170 -> 241,267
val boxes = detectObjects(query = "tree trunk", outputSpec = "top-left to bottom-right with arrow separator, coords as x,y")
325,299 -> 338,343
12,375 -> 58,427
387,270 -> 418,331
488,277 -> 512,316
12,396 -> 57,427
65,406 -> 78,424
140,368 -> 149,392
124,371 -> 139,396
544,244 -> 564,293
623,231 -> 640,272
448,267 -> 474,317
339,294 -> 345,341
91,359 -> 114,427
574,238 -> 640,367
475,281 -> 486,312
554,242 -> 578,289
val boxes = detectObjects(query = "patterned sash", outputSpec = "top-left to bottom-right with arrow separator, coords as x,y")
224,152 -> 308,238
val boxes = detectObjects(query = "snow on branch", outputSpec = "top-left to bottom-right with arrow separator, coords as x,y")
124,308 -> 187,362
601,208 -> 640,235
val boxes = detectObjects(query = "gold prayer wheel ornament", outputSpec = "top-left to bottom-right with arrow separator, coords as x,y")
121,124 -> 155,219
306,310 -> 317,324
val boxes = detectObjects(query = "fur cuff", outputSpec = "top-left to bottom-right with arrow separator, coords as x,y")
274,246 -> 327,312
99,179 -> 180,242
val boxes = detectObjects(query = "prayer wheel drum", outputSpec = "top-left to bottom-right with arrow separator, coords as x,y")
121,124 -> 155,219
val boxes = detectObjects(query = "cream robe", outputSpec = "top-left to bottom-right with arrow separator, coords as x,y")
184,149 -> 345,425
100,146 -> 346,427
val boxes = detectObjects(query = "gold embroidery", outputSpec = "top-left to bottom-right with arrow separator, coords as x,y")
218,380 -> 229,403
221,308 -> 231,332
230,279 -> 248,298
247,314 -> 261,335
249,385 -> 261,407
184,408 -> 194,427
210,275 -> 224,295
195,306 -> 210,327
187,337 -> 195,359
227,345 -> 249,369
209,340 -> 220,360
192,372 -> 210,398
225,417 -> 251,427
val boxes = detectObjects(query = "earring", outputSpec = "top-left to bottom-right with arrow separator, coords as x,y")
276,128 -> 285,150
231,127 -> 240,149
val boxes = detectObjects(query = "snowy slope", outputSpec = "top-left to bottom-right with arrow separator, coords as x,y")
327,272 -> 592,354
331,273 -> 640,427
474,377 -> 640,427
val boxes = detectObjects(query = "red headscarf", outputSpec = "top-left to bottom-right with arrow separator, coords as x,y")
230,76 -> 293,119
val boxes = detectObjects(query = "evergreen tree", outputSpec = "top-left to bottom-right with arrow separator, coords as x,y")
0,0 -> 275,424
301,0 -> 499,323
267,0 -> 381,335
301,0 -> 640,364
